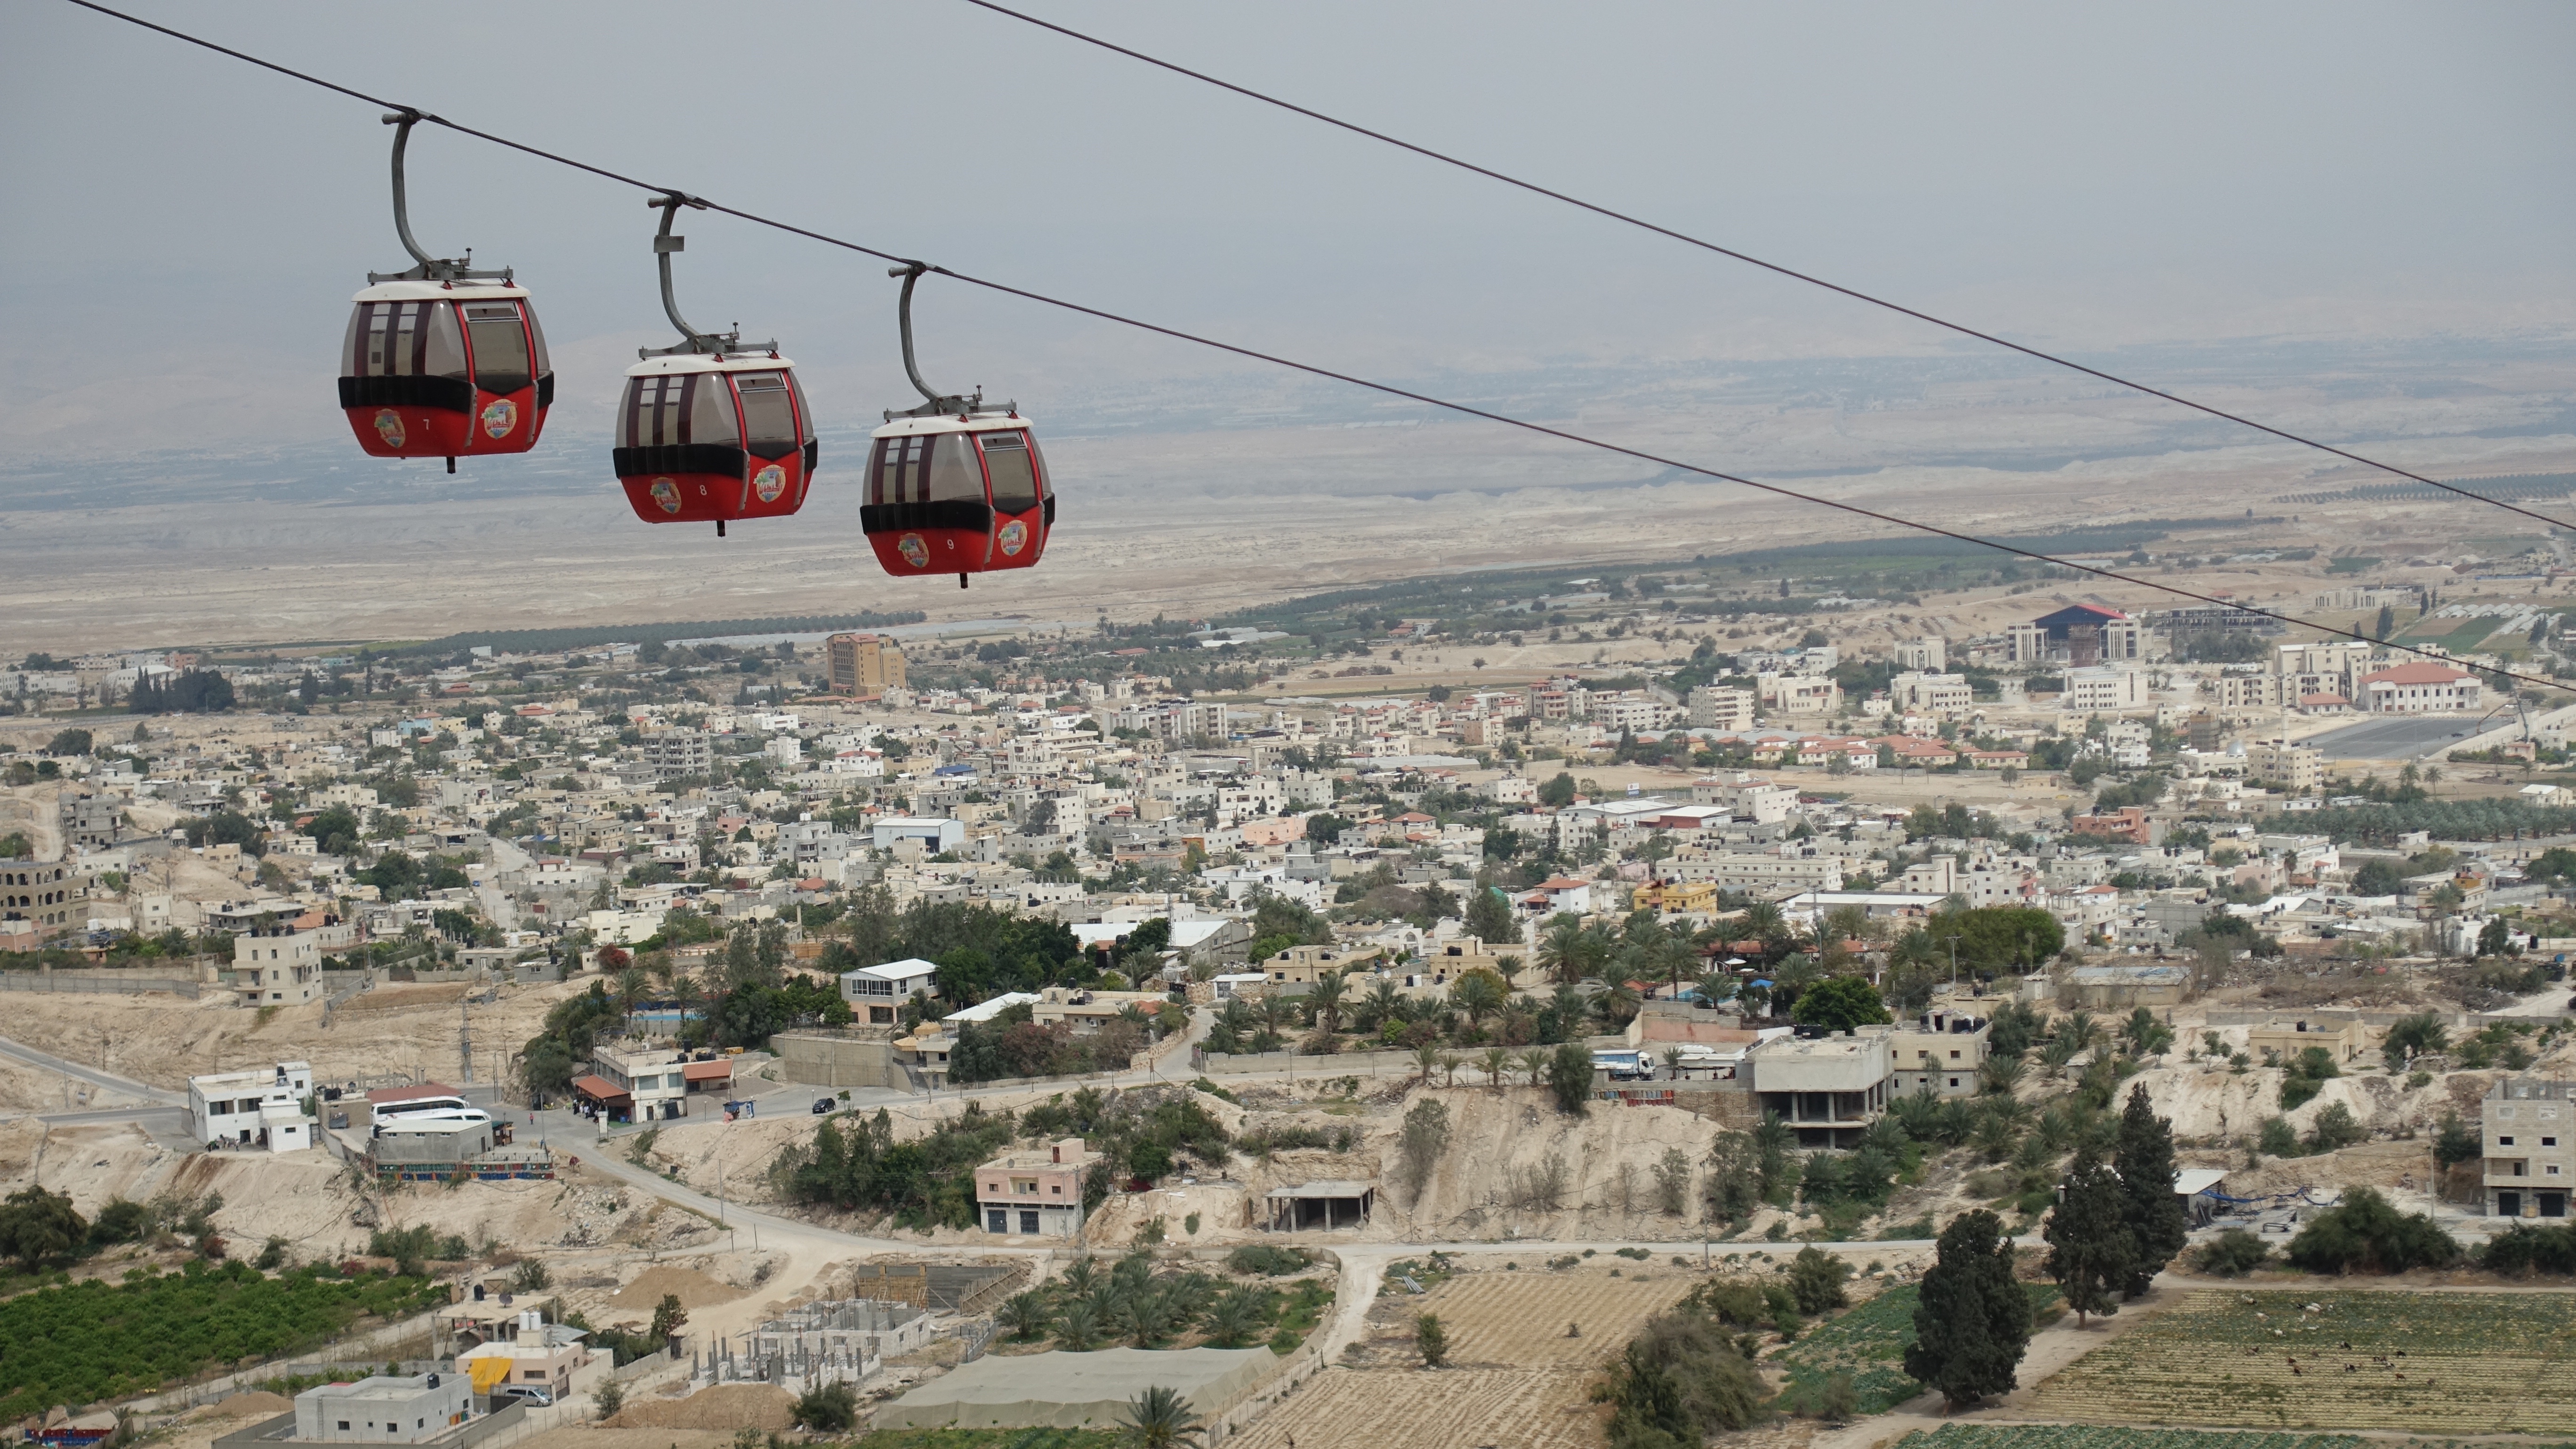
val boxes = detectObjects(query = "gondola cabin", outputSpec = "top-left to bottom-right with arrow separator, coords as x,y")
613,353 -> 818,527
861,414 -> 1053,582
338,282 -> 553,462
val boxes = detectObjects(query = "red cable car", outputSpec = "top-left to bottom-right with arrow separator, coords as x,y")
860,264 -> 1054,585
612,193 -> 813,535
338,111 -> 551,472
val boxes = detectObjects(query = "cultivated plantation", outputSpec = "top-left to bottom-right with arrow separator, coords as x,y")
2031,1289 -> 2576,1434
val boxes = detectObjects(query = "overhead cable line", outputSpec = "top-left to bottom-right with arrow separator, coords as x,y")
55,0 -> 2570,699
955,0 -> 2576,535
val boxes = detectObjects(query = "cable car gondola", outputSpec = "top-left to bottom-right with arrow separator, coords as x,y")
339,112 -> 553,473
612,193 -> 814,536
861,264 -> 1053,586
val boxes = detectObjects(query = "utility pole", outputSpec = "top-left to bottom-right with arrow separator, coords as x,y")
1944,934 -> 1962,992
460,998 -> 473,1085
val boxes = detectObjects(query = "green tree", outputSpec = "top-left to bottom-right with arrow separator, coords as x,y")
44,728 -> 92,757
789,1381 -> 856,1433
2285,1186 -> 2459,1274
1538,772 -> 1578,808
1465,885 -> 1518,947
2044,1145 -> 2137,1324
1415,1312 -> 1449,1368
1787,976 -> 1892,1032
2374,603 -> 2396,641
1449,969 -> 1506,1028
1395,1098 -> 1452,1204
1787,1245 -> 1851,1314
2433,1110 -> 2483,1192
1904,1208 -> 2032,1409
1546,1041 -> 1594,1113
0,1186 -> 88,1272
1117,1385 -> 1202,1449
2381,1010 -> 2448,1071
2112,1084 -> 2189,1296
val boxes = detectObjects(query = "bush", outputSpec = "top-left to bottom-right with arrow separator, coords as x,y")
2196,1228 -> 2271,1277
1416,1312 -> 1448,1368
2257,1117 -> 2302,1159
2307,1101 -> 2365,1152
1787,1246 -> 1851,1315
1227,1244 -> 1310,1276
2285,1186 -> 2459,1274
591,1381 -> 624,1422
789,1381 -> 856,1432
2479,1221 -> 2576,1277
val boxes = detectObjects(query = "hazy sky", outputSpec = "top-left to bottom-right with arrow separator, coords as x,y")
6,0 -> 2573,458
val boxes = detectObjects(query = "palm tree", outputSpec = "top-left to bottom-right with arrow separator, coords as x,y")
1649,933 -> 1698,998
1118,1385 -> 1203,1449
1659,1046 -> 1684,1079
1478,1046 -> 1511,1091
1060,1256 -> 1099,1297
1123,1287 -> 1177,1348
1357,978 -> 1403,1035
1739,900 -> 1787,944
1517,1048 -> 1551,1086
1308,969 -> 1350,1038
1692,970 -> 1736,1009
1053,1300 -> 1102,1352
1413,1043 -> 1441,1086
999,1290 -> 1051,1341
1201,1289 -> 1263,1349
1494,953 -> 1526,991
614,966 -> 647,1035
1439,1052 -> 1464,1088
1538,912 -> 1590,983
1449,971 -> 1505,1029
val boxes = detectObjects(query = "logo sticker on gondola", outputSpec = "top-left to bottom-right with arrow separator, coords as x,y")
480,398 -> 516,439
372,409 -> 405,449
896,533 -> 930,569
997,518 -> 1029,557
650,478 -> 682,515
753,464 -> 786,503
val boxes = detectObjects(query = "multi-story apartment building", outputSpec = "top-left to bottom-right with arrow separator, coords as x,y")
977,1137 -> 1094,1237
1687,685 -> 1756,731
639,729 -> 711,781
2484,1078 -> 2576,1219
826,632 -> 907,695
235,921 -> 326,1005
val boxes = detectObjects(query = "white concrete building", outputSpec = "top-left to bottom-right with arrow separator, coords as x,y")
234,922 -> 326,1006
188,1060 -> 317,1152
295,1372 -> 475,1444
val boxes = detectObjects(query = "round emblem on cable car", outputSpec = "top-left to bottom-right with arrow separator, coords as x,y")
480,398 -> 517,439
997,518 -> 1029,557
372,409 -> 406,449
896,533 -> 930,569
649,478 -> 682,515
753,464 -> 786,503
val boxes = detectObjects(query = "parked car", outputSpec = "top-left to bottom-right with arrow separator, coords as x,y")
811,1097 -> 834,1115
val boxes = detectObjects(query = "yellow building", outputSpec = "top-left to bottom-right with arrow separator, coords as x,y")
827,632 -> 907,695
1633,879 -> 1722,914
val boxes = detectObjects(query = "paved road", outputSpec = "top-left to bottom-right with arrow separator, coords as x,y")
2304,715 -> 2491,760
0,1032 -> 183,1104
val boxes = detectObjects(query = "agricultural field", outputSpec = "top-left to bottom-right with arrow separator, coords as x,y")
2030,1290 -> 2576,1433
0,1262 -> 444,1421
1230,1268 -> 1689,1449
1227,1368 -> 1602,1449
1893,1429 -> 2370,1449
1771,1282 -> 2061,1415
1400,1267 -> 1694,1367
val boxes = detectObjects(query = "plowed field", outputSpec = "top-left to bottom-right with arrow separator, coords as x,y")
1228,1368 -> 1599,1449
2030,1289 -> 2576,1433
1408,1269 -> 1694,1368
1231,1268 -> 1692,1448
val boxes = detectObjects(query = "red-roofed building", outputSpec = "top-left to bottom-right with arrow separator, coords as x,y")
2357,662 -> 2480,714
